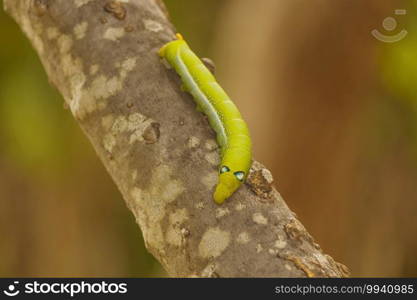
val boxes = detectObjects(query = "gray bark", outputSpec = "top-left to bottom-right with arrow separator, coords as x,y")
4,0 -> 349,277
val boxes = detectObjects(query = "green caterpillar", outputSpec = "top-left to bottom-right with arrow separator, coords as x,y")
159,34 -> 252,204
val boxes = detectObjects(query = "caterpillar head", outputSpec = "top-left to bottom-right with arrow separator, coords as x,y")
213,165 -> 245,204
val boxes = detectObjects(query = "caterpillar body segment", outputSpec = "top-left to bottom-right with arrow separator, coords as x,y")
159,34 -> 252,204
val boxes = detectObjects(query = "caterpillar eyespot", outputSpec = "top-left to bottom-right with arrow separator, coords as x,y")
159,34 -> 252,204
234,171 -> 245,182
220,166 -> 230,174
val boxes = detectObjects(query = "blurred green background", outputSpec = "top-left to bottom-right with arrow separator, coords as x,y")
1,0 -> 417,277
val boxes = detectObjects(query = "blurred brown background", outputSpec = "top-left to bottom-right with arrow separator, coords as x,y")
1,0 -> 417,277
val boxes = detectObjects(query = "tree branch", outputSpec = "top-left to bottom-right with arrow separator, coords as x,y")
4,0 -> 349,277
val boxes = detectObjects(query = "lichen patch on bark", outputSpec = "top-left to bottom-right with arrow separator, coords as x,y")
130,165 -> 185,254
236,232 -> 250,244
235,202 -> 246,211
252,212 -> 268,225
166,208 -> 189,247
70,57 -> 137,119
187,136 -> 200,148
74,0 -> 94,8
198,227 -> 230,259
143,19 -> 163,32
103,27 -> 126,41
103,112 -> 157,153
74,21 -> 88,40
215,207 -> 230,218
